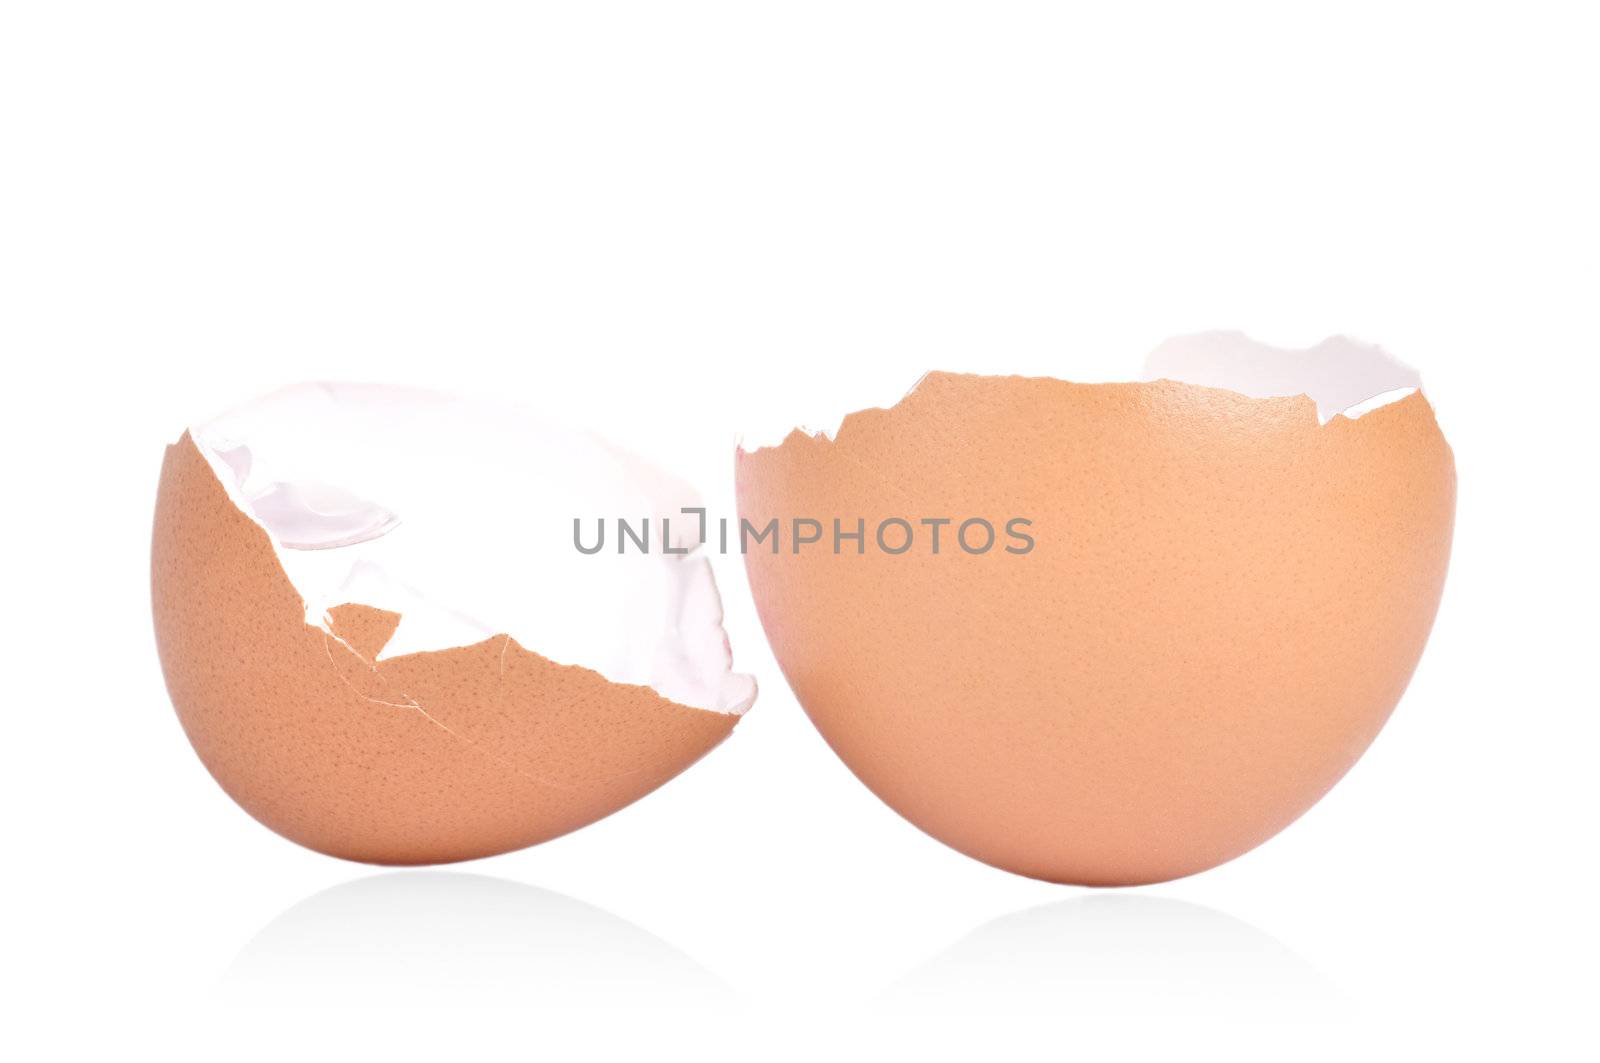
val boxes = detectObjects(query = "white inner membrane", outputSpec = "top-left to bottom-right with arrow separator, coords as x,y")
193,383 -> 755,715
1141,331 -> 1422,424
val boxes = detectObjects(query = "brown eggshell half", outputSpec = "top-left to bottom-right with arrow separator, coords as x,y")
737,374 -> 1455,886
153,433 -> 738,864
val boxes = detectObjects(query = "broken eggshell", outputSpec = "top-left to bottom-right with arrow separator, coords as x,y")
152,383 -> 754,865
736,332 -> 1455,886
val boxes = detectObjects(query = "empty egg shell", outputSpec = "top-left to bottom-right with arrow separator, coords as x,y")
152,384 -> 754,864
736,334 -> 1454,886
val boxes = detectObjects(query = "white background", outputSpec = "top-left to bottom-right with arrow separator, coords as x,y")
3,2 -> 1596,1060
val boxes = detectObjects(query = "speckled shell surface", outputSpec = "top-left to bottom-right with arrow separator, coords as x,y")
153,433 -> 737,864
737,374 -> 1455,885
